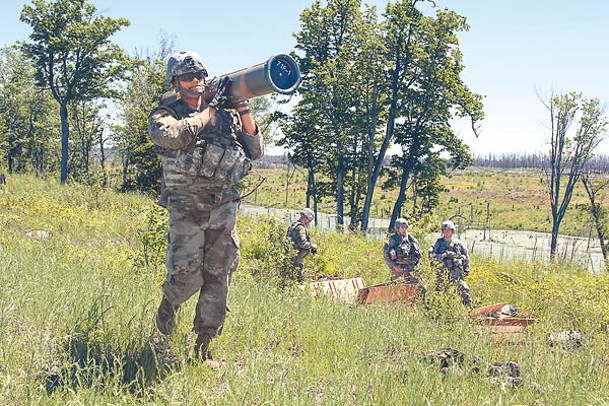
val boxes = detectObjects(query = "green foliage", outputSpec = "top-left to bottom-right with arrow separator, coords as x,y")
68,99 -> 107,184
114,42 -> 173,193
20,0 -> 130,183
383,3 -> 482,228
0,46 -> 59,175
288,0 -> 389,228
131,204 -> 168,279
19,0 -> 130,101
237,215 -> 295,287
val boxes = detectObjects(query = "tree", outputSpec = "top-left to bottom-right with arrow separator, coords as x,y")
355,5 -> 388,231
0,46 -> 58,174
581,171 -> 609,268
20,0 -> 129,184
68,99 -> 107,183
383,5 -> 482,230
291,0 -> 369,229
114,49 -> 168,193
278,100 -> 327,215
541,92 -> 608,260
360,0 -> 424,232
359,0 -> 482,232
288,0 -> 481,230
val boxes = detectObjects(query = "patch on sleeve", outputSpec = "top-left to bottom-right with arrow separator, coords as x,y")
151,108 -> 171,120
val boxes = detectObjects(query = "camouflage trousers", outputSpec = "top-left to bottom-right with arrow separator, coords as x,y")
434,266 -> 472,307
292,249 -> 310,282
162,188 -> 240,336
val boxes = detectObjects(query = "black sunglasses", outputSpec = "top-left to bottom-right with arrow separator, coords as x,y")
179,70 -> 207,82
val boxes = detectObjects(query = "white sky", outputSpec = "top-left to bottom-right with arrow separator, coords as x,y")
2,0 -> 608,155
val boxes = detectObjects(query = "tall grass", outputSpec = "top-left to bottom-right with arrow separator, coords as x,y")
1,174 -> 608,404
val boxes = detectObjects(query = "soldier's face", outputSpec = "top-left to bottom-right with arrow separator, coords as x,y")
442,229 -> 453,239
178,72 -> 206,93
397,225 -> 408,236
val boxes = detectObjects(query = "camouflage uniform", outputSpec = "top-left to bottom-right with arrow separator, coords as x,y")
383,232 -> 422,282
287,220 -> 314,282
149,97 -> 263,337
430,237 -> 472,307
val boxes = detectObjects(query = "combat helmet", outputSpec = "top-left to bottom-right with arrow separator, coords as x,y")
441,220 -> 456,232
300,208 -> 315,221
395,218 -> 409,228
166,51 -> 208,85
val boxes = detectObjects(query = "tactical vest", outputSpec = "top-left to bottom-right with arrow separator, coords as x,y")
433,238 -> 463,271
389,233 -> 419,266
287,221 -> 309,249
396,234 -> 415,259
156,99 -> 252,189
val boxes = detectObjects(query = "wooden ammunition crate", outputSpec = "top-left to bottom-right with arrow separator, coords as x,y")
302,277 -> 366,305
357,282 -> 420,306
477,317 -> 537,340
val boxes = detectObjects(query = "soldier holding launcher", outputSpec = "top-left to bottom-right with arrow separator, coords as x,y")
148,51 -> 263,366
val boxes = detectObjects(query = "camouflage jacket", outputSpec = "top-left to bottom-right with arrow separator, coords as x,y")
287,221 -> 312,250
383,232 -> 422,270
148,98 -> 264,198
430,237 -> 470,275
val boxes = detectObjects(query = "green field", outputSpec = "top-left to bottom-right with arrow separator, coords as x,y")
244,166 -> 602,236
1,173 -> 609,404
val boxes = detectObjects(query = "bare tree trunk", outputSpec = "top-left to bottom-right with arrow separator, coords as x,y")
285,162 -> 295,207
60,102 -> 70,184
336,145 -> 345,230
389,154 -> 415,231
550,221 -> 560,261
99,131 -> 108,187
306,166 -> 318,226
122,153 -> 130,190
361,79 -> 398,232
361,83 -> 380,231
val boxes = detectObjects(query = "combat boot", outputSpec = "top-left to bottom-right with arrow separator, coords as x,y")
461,293 -> 473,309
155,297 -> 179,336
195,333 -> 220,369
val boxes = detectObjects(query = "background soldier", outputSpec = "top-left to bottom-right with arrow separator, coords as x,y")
383,218 -> 422,282
148,51 -> 263,366
429,220 -> 472,307
287,208 -> 317,282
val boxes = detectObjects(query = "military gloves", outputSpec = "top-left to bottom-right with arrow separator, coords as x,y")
208,76 -> 232,110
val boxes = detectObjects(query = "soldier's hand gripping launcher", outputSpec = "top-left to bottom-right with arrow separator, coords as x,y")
203,54 -> 301,107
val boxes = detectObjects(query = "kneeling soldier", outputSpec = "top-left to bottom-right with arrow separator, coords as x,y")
383,218 -> 422,283
429,220 -> 472,307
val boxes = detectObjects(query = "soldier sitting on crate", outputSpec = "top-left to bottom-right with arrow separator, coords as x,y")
287,208 -> 317,282
429,220 -> 472,308
383,218 -> 423,283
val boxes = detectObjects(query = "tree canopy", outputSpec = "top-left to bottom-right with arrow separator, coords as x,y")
284,0 -> 483,231
20,0 -> 130,184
